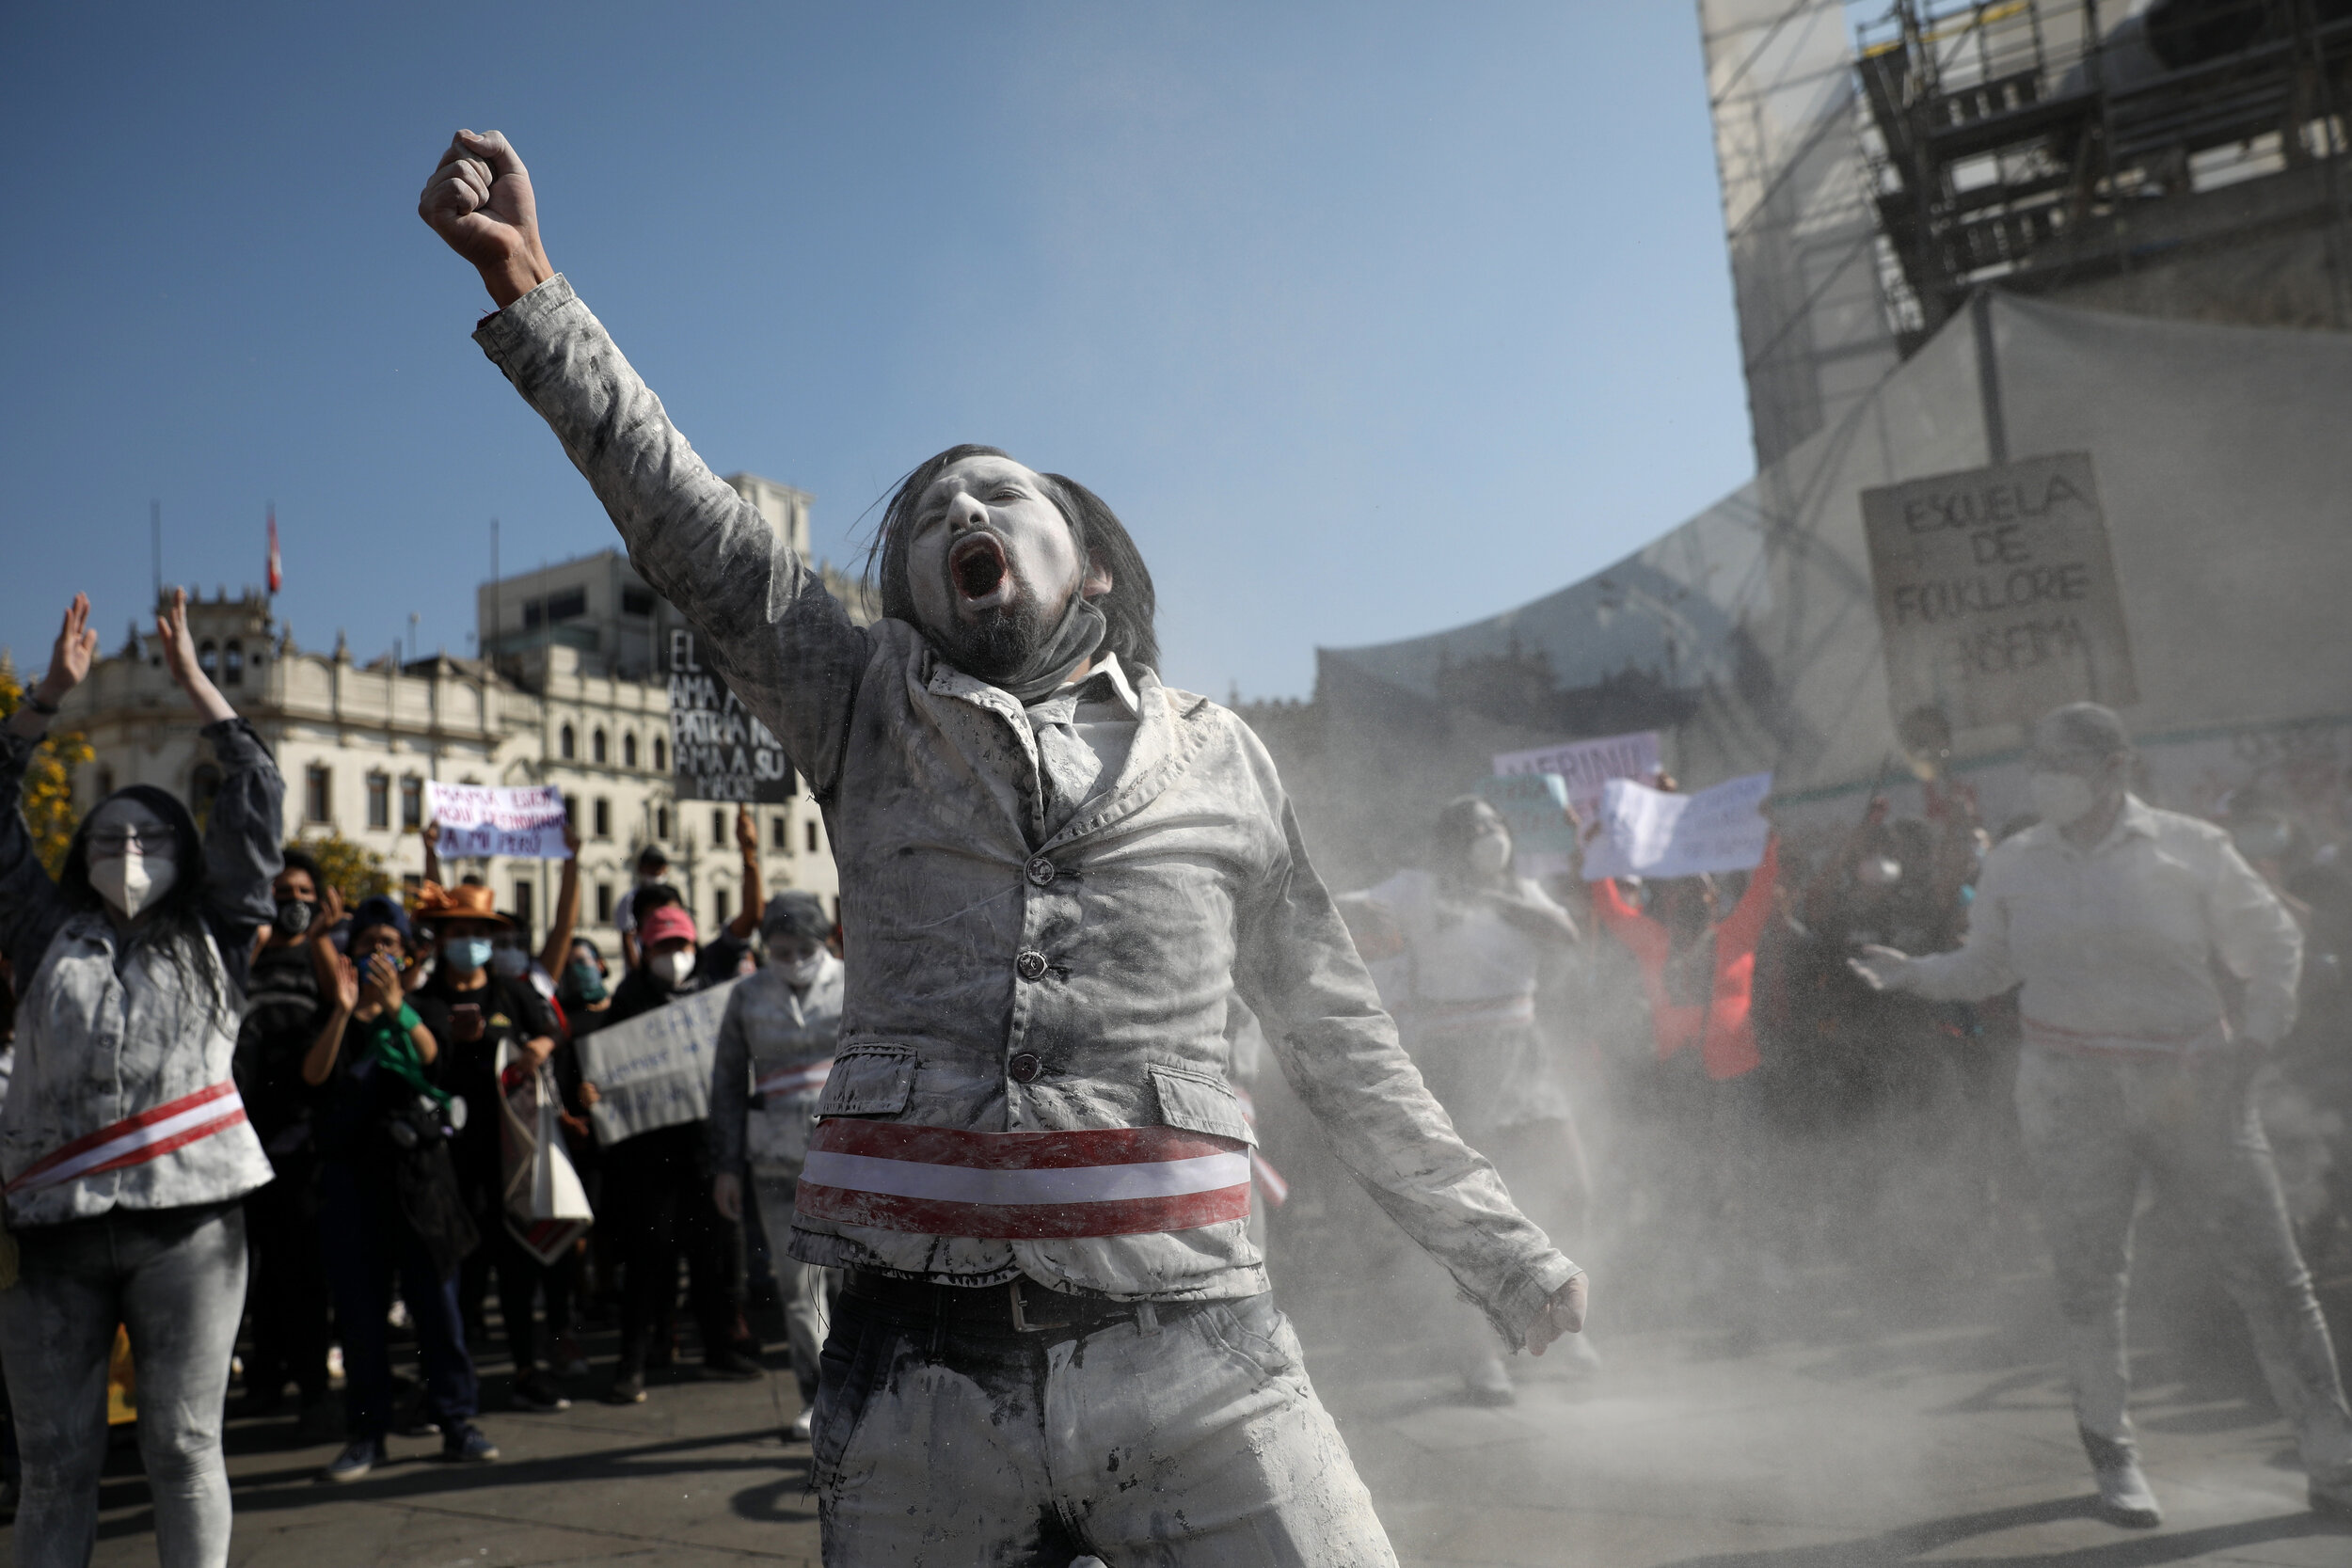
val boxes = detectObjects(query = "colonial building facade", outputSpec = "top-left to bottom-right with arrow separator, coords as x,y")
56,473 -> 866,957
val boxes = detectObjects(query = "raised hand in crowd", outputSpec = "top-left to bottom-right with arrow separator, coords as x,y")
6,594 -> 98,741
156,587 -> 236,723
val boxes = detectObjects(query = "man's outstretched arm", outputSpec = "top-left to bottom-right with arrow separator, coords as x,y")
1236,792 -> 1586,1355
419,130 -> 868,793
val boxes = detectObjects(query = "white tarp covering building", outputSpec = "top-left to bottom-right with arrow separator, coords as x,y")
1300,293 -> 2352,856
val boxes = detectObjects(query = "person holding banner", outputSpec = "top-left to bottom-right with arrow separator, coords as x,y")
711,893 -> 844,1441
0,590 -> 280,1568
588,832 -> 764,1403
1851,703 -> 2352,1526
1339,797 -> 1597,1402
424,132 -> 1581,1564
408,882 -> 569,1409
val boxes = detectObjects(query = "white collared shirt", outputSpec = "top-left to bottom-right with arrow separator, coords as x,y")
1899,796 -> 2302,1053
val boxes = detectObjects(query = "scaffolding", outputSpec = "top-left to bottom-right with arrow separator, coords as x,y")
1854,0 -> 2352,345
1702,2 -> 2352,468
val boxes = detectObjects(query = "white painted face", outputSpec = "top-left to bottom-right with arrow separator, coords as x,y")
85,796 -> 177,918
902,454 -> 1110,675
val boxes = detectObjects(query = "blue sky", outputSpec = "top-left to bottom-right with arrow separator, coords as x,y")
0,2 -> 1752,700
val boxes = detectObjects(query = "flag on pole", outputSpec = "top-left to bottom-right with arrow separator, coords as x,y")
266,506 -> 281,594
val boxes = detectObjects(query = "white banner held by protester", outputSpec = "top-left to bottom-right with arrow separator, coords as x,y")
576,978 -> 741,1147
423,782 -> 572,861
1594,772 -> 1772,882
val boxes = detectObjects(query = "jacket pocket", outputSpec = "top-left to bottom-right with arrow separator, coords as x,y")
815,1046 -> 916,1117
1149,1064 -> 1254,1147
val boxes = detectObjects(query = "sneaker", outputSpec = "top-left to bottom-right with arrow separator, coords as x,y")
2081,1430 -> 2161,1528
552,1335 -> 592,1380
440,1424 -> 500,1464
512,1374 -> 572,1414
702,1348 -> 765,1382
786,1407 -> 814,1443
604,1368 -> 647,1405
317,1435 -> 387,1483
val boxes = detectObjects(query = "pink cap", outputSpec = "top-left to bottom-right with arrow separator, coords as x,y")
639,905 -> 699,949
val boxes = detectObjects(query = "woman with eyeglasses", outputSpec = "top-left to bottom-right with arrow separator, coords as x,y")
0,591 -> 282,1568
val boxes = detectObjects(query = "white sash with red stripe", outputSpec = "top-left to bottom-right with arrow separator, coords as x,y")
6,1082 -> 249,1198
798,1119 -> 1251,1240
755,1057 -> 834,1099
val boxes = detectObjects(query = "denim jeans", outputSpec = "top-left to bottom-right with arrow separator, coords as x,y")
318,1161 -> 478,1440
2016,1047 -> 2352,1481
0,1204 -> 246,1568
814,1287 -> 1396,1566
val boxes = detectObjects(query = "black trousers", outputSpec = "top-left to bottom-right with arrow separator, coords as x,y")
603,1123 -> 743,1370
243,1150 -> 332,1402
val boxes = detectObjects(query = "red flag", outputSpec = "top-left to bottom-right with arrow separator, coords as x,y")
266,507 -> 282,594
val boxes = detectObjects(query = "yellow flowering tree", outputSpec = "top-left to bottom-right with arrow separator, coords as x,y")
0,653 -> 97,877
294,828 -> 395,905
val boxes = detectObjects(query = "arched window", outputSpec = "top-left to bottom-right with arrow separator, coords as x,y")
592,728 -> 608,764
652,736 -> 667,772
560,723 -> 576,760
594,797 -> 612,838
623,732 -> 638,768
199,640 -> 219,678
655,805 -> 671,841
223,640 -> 245,685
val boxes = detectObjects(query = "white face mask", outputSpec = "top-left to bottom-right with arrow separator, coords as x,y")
649,948 -> 696,987
1468,833 -> 1513,876
779,951 -> 826,988
86,800 -> 177,919
2029,770 -> 2100,828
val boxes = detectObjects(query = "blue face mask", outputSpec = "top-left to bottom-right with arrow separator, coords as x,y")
565,959 -> 608,1004
442,936 -> 494,974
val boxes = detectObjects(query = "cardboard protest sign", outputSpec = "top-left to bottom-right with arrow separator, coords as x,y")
1860,453 -> 2137,734
668,629 -> 796,803
1493,730 -> 1662,880
423,782 -> 571,861
575,977 -> 741,1147
1595,772 -> 1772,882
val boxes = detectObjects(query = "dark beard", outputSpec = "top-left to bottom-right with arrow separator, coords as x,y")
932,594 -> 1058,681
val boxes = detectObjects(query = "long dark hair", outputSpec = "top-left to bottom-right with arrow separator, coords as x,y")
56,784 -> 228,1023
864,443 -> 1160,673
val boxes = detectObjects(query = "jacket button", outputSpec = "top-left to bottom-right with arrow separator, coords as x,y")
1008,1052 -> 1041,1084
1026,856 -> 1057,888
1016,950 -> 1049,981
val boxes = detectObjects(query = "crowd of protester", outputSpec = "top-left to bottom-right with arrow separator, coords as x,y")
0,591 -> 853,1557
0,600 -> 2345,1546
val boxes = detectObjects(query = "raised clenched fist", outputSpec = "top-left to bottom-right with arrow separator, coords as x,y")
418,129 -> 554,309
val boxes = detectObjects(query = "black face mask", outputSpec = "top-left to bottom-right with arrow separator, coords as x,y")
275,897 -> 316,937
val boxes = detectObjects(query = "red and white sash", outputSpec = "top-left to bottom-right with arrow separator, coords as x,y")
798,1119 -> 1251,1240
755,1057 -> 834,1100
6,1082 -> 248,1198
